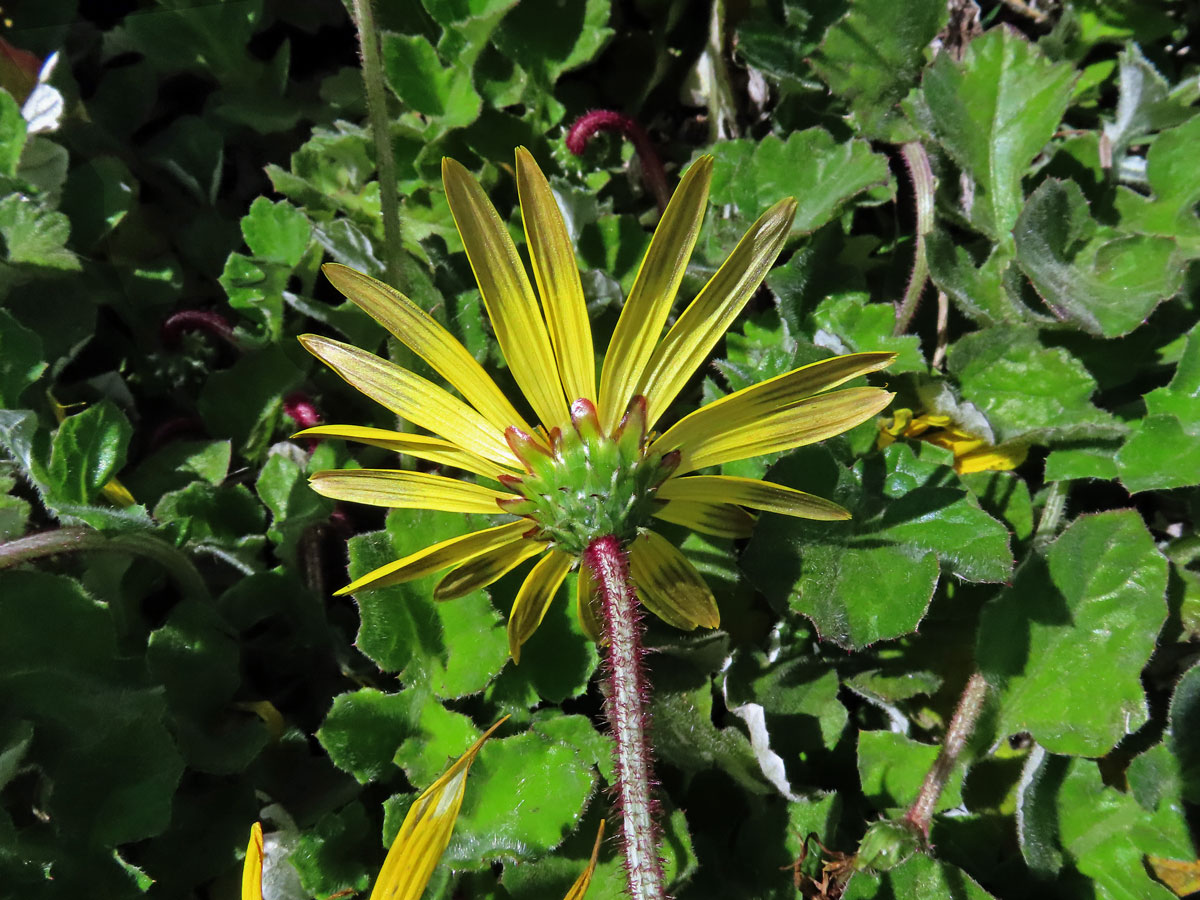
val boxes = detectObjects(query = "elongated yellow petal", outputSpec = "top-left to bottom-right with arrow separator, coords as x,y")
242,823 -> 264,900
563,820 -> 606,900
508,549 -> 572,661
310,469 -> 514,514
628,530 -> 719,630
654,352 -> 896,462
370,718 -> 506,900
322,264 -> 533,435
597,156 -> 714,431
663,387 -> 895,474
434,539 -> 546,601
652,499 -> 757,539
636,197 -> 798,428
576,566 -> 604,643
657,475 -> 850,521
443,158 -> 568,428
296,425 -> 516,480
336,521 -> 531,595
300,334 -> 517,466
516,147 -> 595,404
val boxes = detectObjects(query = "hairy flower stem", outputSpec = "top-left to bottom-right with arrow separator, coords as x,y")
584,535 -> 665,900
905,672 -> 989,836
566,111 -> 670,214
893,141 -> 936,336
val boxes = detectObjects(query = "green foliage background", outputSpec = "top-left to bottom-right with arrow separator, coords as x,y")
1,0 -> 1199,898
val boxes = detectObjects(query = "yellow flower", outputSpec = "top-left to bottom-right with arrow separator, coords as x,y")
240,721 -> 603,900
877,408 -> 1028,474
299,149 -> 895,659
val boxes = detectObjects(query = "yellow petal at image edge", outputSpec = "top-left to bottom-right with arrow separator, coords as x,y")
370,718 -> 507,900
575,565 -> 604,643
597,156 -> 713,432
322,263 -> 533,436
335,520 -> 531,595
652,498 -> 757,539
242,822 -> 263,900
658,475 -> 850,520
310,468 -> 515,514
628,530 -> 720,630
562,820 -> 607,900
295,424 -> 515,481
508,550 -> 573,661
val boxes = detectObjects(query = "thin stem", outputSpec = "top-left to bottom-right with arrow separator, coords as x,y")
0,527 -> 210,603
703,0 -> 738,143
1035,480 -> 1069,547
905,672 -> 989,836
566,111 -> 670,214
351,0 -> 404,293
584,535 -> 665,900
893,142 -> 936,336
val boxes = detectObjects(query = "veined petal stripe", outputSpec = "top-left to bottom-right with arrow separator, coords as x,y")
563,820 -> 607,900
299,334 -> 518,466
310,469 -> 514,514
295,425 -> 516,480
653,351 -> 896,458
628,530 -> 719,630
636,197 -> 798,428
369,718 -> 505,900
652,498 -> 757,539
657,475 -> 850,520
516,148 -> 596,404
321,264 -> 533,435
434,538 -> 546,601
335,520 -> 531,595
443,158 -> 569,429
669,387 -> 895,474
242,823 -> 264,900
508,550 -> 573,661
597,156 -> 713,432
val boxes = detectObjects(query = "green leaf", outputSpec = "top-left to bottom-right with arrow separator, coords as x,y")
256,451 -> 333,564
382,32 -> 480,128
743,443 -> 1013,649
1114,115 -> 1200,258
0,193 -> 79,270
913,27 -> 1075,242
443,725 -> 598,867
197,346 -> 304,459
808,293 -> 926,373
844,853 -> 995,898
317,688 -> 422,785
47,400 -> 133,506
59,156 -> 135,248
947,326 -> 1123,444
1043,445 -> 1120,482
125,439 -> 232,507
725,650 -> 848,756
1014,745 -> 1067,876
0,308 -> 45,407
810,0 -> 948,140
0,88 -> 27,177
242,196 -> 311,267
978,510 -> 1167,756
291,803 -> 373,897
1013,179 -> 1182,337
925,233 -> 1032,327
735,0 -> 844,87
706,130 -> 892,237
1169,662 -> 1200,804
1057,758 -> 1191,899
1118,322 -> 1200,491
1101,44 -> 1194,165
348,508 -> 509,699
857,730 -> 963,814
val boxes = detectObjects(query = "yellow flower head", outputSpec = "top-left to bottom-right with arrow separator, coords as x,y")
300,149 -> 895,659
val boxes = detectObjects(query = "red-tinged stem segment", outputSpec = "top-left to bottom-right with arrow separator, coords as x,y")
584,535 -> 665,900
161,310 -> 237,349
567,110 -> 670,214
905,672 -> 990,836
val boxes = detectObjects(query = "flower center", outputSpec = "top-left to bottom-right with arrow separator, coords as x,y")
498,397 -> 679,555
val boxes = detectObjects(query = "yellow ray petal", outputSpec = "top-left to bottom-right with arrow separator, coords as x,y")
654,352 -> 896,462
657,475 -> 850,520
663,387 -> 895,474
597,156 -> 714,432
370,717 -> 506,900
310,469 -> 514,514
434,538 -> 546,601
296,425 -> 516,480
508,549 -> 573,661
516,147 -> 595,404
300,334 -> 517,466
242,823 -> 264,900
652,498 -> 757,539
443,157 -> 568,428
636,197 -> 798,428
336,520 -> 531,595
576,565 -> 604,643
322,264 -> 533,435
628,530 -> 719,630
563,820 -> 607,900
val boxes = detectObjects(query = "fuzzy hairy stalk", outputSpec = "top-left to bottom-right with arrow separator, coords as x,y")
905,672 -> 989,835
584,535 -> 665,900
893,141 -> 936,336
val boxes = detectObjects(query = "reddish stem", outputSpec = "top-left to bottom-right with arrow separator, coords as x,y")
161,310 -> 238,350
567,110 -> 670,214
584,535 -> 665,900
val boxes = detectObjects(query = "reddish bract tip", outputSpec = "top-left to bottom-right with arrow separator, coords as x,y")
497,474 -> 523,490
570,398 -> 602,441
504,426 -> 553,473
